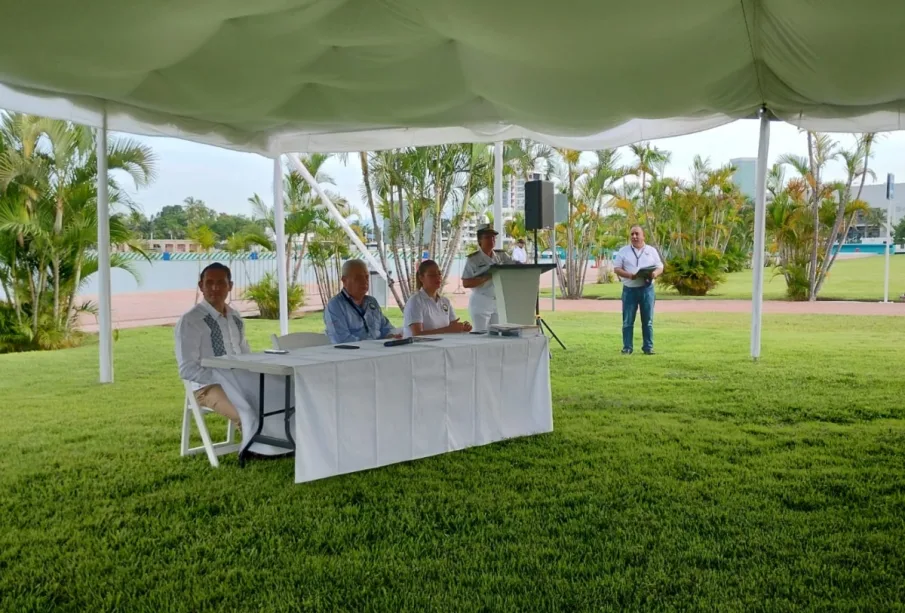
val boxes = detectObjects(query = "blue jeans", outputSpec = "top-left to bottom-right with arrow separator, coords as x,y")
622,285 -> 655,352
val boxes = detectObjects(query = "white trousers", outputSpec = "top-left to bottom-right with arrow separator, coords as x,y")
469,293 -> 498,332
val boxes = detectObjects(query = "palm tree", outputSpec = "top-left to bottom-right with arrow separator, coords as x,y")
249,155 -> 344,287
365,145 -> 489,307
814,134 -> 877,295
776,132 -> 876,300
0,113 -> 156,344
358,150 -> 403,307
629,142 -> 670,228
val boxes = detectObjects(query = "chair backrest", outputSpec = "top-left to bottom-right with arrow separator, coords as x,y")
271,332 -> 332,350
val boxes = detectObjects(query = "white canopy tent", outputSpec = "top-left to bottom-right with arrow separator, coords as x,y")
2,0 -> 904,381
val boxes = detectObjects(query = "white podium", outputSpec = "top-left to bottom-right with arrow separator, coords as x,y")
490,264 -> 556,326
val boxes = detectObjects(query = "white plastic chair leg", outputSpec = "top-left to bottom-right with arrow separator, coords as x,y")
191,403 -> 220,467
180,398 -> 192,456
180,381 -> 241,467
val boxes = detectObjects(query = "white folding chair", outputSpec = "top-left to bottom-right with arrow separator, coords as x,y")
180,380 -> 240,467
271,332 -> 332,350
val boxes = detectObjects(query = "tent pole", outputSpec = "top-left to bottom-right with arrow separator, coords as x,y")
286,153 -> 387,280
96,111 -> 113,383
273,156 -> 289,336
750,108 -> 771,360
883,190 -> 892,303
493,141 -> 503,239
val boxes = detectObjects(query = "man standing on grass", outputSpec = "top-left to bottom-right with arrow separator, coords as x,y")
613,225 -> 664,355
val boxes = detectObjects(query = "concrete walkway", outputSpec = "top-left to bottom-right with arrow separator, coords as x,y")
76,286 -> 905,332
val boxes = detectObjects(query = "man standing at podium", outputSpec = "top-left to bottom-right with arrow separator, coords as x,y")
462,224 -> 514,331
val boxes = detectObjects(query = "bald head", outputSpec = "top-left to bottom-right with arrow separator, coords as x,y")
630,225 -> 645,248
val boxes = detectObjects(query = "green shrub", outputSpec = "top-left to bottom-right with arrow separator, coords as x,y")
0,300 -> 86,353
659,249 -> 727,296
777,263 -> 810,301
721,244 -> 750,273
242,272 -> 304,319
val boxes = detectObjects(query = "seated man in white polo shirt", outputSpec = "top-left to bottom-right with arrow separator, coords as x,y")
403,259 -> 472,337
613,225 -> 664,355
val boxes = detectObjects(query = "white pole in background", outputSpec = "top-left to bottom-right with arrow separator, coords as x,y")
273,157 -> 289,336
883,173 -> 894,303
96,111 -> 113,383
750,108 -> 771,360
493,142 -> 504,239
551,224 -> 556,312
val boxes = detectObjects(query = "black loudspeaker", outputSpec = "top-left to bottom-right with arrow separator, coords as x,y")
524,180 -> 554,230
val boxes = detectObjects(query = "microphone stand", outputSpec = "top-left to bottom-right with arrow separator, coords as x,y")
534,228 -> 566,350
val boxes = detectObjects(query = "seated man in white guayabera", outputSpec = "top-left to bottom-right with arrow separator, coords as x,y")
325,259 -> 401,343
402,259 -> 472,337
175,263 -> 292,457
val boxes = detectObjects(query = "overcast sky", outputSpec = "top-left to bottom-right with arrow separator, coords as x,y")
122,119 -> 905,218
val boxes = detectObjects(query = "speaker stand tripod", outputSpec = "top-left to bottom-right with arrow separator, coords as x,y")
534,229 -> 566,350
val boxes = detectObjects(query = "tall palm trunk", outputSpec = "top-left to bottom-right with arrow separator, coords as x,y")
64,252 -> 84,332
291,234 -> 309,286
807,132 -> 820,301
565,166 -> 577,298
51,191 -> 66,324
360,152 -> 403,307
440,175 -> 473,288
816,139 -> 873,296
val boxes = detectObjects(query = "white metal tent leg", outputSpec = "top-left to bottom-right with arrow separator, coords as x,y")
883,198 -> 892,303
285,153 -> 387,279
273,157 -> 289,335
750,110 -> 771,360
493,141 -> 503,237
96,112 -> 113,383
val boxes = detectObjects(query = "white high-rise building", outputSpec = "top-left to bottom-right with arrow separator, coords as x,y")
730,157 -> 757,201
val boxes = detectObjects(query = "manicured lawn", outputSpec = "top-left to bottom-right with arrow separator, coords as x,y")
2,312 -> 904,611
547,254 -> 905,301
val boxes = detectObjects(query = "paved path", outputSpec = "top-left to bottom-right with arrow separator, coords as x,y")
76,286 -> 905,332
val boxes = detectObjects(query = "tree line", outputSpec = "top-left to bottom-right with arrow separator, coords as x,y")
1,108 -> 894,352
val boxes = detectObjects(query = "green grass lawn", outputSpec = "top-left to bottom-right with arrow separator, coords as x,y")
544,254 -> 905,301
2,312 -> 905,611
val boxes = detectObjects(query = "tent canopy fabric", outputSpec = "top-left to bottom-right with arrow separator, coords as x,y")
1,0 -> 903,153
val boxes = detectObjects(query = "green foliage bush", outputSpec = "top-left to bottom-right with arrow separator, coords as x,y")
242,273 -> 304,319
659,249 -> 727,296
721,244 -> 750,273
778,263 -> 810,301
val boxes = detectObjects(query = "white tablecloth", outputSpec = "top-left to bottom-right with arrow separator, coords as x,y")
292,335 -> 552,482
205,334 -> 553,482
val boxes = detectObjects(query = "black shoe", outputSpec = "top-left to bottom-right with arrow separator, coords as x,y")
621,348 -> 633,355
643,349 -> 656,355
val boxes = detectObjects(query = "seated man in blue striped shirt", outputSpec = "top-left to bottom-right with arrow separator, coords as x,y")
324,259 -> 401,344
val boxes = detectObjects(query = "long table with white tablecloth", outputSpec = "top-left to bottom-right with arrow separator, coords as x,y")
202,334 -> 552,483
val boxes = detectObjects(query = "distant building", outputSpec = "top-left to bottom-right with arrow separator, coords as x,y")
115,239 -> 202,254
848,182 -> 905,240
730,157 -> 757,201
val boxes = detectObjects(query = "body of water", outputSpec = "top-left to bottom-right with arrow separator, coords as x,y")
70,254 -> 471,298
